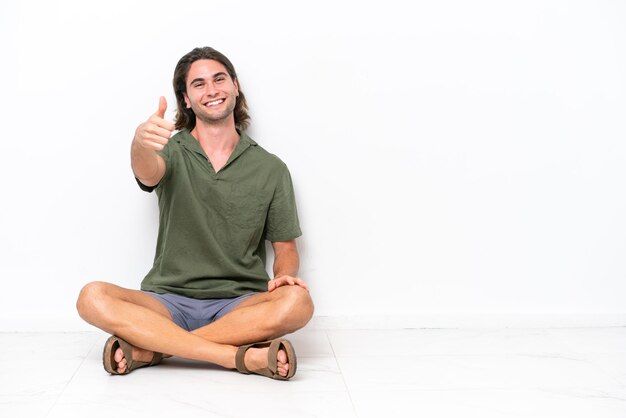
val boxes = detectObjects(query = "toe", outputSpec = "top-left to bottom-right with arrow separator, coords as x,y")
117,358 -> 127,373
277,364 -> 288,376
113,347 -> 125,363
277,349 -> 289,376
113,348 -> 127,373
113,347 -> 127,373
277,349 -> 287,364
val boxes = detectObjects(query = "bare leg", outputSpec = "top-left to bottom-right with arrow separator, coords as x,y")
77,282 -> 240,368
76,281 -> 313,376
190,285 -> 314,376
190,285 -> 315,345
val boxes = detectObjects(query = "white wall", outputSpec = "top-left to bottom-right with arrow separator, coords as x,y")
1,0 -> 625,330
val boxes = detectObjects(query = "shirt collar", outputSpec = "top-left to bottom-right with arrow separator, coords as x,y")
226,130 -> 256,165
178,129 -> 257,167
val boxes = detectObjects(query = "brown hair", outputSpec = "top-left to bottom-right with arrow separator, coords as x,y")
172,47 -> 250,131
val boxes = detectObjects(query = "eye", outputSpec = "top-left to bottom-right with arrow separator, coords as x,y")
215,76 -> 225,83
193,82 -> 204,88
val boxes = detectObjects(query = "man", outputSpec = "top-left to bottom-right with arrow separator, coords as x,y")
76,47 -> 314,380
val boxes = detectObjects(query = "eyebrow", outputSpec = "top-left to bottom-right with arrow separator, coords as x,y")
189,72 -> 229,85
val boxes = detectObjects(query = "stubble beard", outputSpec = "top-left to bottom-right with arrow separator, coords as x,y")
193,97 -> 237,126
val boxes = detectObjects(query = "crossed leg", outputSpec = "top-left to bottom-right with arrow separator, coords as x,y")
76,281 -> 314,376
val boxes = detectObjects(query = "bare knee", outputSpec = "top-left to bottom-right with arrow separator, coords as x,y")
76,281 -> 113,323
291,286 -> 315,323
270,286 -> 314,335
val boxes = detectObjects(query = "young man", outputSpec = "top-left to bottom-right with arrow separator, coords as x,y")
76,47 -> 313,380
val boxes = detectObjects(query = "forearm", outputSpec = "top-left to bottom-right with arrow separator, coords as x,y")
269,240 -> 308,292
131,141 -> 163,186
273,246 -> 299,278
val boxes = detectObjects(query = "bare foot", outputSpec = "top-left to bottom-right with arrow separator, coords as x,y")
244,347 -> 289,377
113,345 -> 154,374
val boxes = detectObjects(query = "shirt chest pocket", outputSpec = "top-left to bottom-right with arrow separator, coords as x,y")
226,184 -> 271,230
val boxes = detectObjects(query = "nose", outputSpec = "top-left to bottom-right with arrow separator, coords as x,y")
205,81 -> 218,97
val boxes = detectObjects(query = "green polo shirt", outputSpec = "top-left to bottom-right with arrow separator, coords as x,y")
136,129 -> 302,299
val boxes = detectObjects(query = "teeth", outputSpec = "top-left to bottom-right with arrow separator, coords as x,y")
207,99 -> 224,106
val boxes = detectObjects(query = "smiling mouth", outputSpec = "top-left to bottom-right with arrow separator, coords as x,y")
205,99 -> 225,107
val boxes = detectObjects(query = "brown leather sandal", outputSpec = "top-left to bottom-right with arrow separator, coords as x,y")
235,339 -> 297,380
102,335 -> 163,375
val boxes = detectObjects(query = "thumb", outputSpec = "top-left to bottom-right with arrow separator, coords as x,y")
155,96 -> 167,118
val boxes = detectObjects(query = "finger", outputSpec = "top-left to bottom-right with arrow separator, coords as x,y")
272,278 -> 288,289
269,278 -> 282,291
156,96 -> 167,118
273,276 -> 289,286
149,117 -> 176,132
295,278 -> 309,290
143,133 -> 169,145
146,124 -> 174,139
144,140 -> 165,150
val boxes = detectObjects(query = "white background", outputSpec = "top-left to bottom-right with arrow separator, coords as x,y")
1,0 -> 625,330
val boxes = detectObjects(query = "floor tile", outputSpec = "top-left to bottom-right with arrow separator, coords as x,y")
349,388 -> 626,418
3,328 -> 626,418
576,352 -> 626,387
0,333 -> 99,418
66,334 -> 346,394
336,354 -> 624,392
327,328 -> 575,357
285,329 -> 335,357
48,391 -> 357,418
46,334 -> 354,418
549,328 -> 626,354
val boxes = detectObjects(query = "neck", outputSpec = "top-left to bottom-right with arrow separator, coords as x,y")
191,118 -> 240,153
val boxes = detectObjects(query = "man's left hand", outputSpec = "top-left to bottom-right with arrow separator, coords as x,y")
268,275 -> 309,292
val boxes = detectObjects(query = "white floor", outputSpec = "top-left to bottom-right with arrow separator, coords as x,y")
2,328 -> 626,418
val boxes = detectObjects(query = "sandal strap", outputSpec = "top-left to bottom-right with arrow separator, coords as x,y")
235,343 -> 255,374
149,352 -> 164,366
267,340 -> 282,376
235,339 -> 296,380
108,336 -> 163,374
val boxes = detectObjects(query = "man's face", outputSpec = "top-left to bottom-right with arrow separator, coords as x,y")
184,59 -> 239,126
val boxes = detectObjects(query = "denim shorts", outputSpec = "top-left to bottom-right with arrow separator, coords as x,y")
145,291 -> 257,331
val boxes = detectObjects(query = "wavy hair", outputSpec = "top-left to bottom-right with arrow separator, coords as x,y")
173,47 -> 250,131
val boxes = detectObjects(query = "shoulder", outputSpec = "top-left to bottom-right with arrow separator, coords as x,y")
242,132 -> 289,171
167,130 -> 190,148
157,130 -> 190,160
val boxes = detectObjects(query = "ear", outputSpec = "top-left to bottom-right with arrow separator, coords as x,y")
234,79 -> 239,97
183,93 -> 191,109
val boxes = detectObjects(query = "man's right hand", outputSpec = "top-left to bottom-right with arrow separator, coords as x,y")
133,96 -> 175,151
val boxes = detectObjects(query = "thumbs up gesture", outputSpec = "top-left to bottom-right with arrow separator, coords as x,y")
133,97 -> 175,151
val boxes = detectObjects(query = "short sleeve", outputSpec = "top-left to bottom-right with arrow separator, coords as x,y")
135,146 -> 170,193
264,163 -> 302,242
